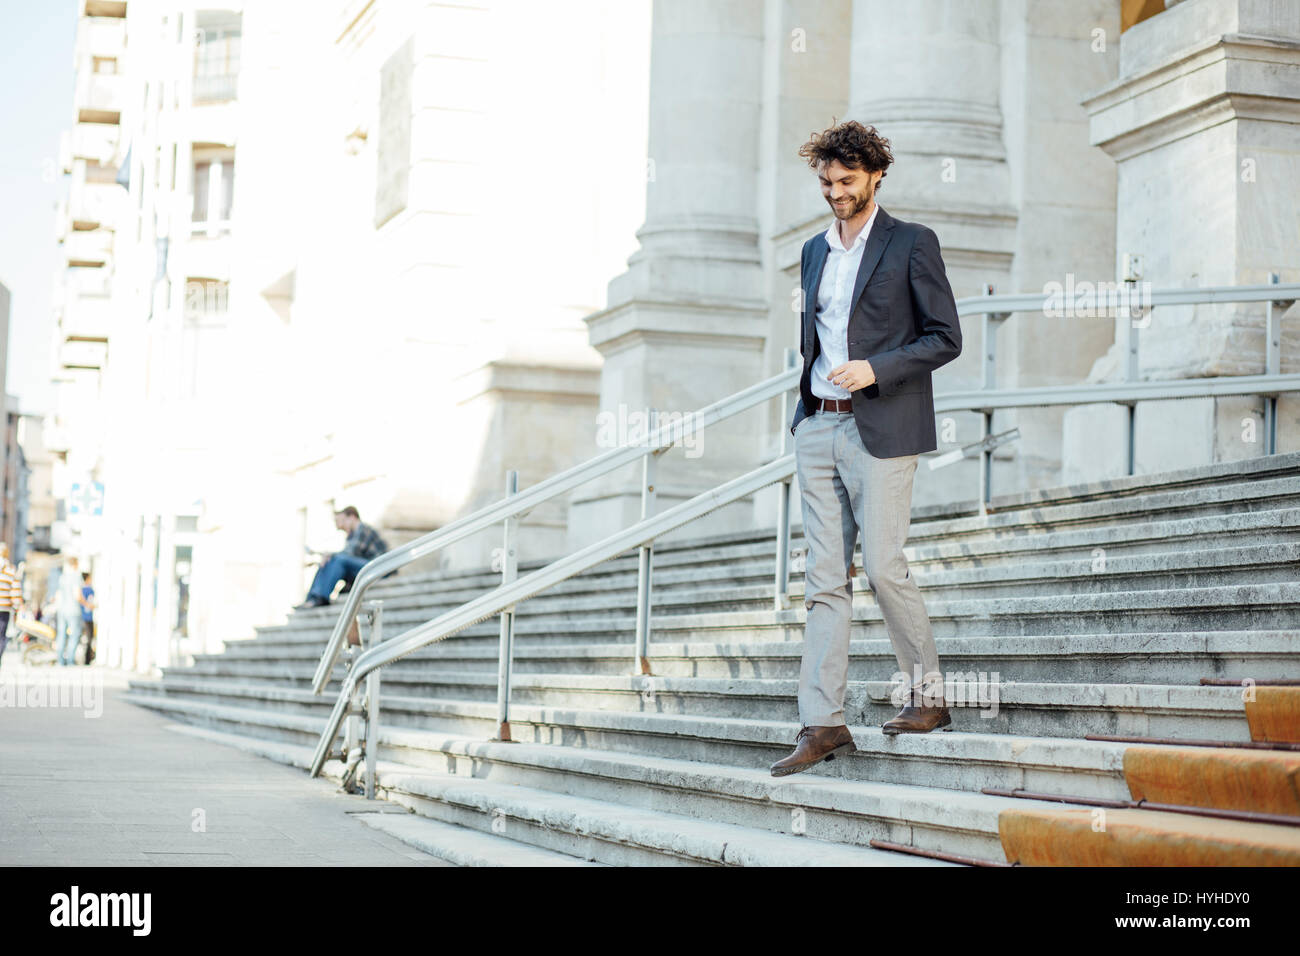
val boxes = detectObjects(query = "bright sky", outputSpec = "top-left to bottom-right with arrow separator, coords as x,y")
0,1 -> 76,417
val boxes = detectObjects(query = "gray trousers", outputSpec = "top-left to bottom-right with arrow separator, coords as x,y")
794,407 -> 942,726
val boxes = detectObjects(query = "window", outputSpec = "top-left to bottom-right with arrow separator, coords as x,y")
219,160 -> 235,220
192,160 -> 209,221
191,151 -> 234,234
85,161 -> 119,184
193,11 -> 241,103
174,546 -> 191,637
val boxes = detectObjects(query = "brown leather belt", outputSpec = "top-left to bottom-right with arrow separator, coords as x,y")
817,398 -> 853,412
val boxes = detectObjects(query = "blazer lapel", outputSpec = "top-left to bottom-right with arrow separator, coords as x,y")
803,236 -> 829,358
848,205 -> 896,314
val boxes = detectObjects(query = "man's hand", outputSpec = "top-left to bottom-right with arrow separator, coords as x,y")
828,359 -> 876,392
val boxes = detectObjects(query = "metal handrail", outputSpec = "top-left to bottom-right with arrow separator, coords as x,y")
309,366 -> 801,695
934,373 -> 1300,412
309,453 -> 797,776
307,277 -> 1299,778
961,277 -> 1298,502
963,280 -> 1296,315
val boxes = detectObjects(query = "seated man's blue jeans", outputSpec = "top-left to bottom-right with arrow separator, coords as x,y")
308,553 -> 369,601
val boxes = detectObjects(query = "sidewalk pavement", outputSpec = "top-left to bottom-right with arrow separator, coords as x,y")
0,659 -> 452,866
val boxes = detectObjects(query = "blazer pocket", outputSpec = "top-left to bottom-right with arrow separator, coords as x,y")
865,267 -> 898,286
891,377 -> 928,395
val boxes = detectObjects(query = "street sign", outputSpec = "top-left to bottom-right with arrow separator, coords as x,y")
69,481 -> 105,516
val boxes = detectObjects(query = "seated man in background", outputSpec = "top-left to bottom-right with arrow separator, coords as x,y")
295,506 -> 390,610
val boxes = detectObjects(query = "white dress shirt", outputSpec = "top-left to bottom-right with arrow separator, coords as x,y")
810,202 -> 880,400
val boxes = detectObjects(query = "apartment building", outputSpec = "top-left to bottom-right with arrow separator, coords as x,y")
49,0 -> 650,670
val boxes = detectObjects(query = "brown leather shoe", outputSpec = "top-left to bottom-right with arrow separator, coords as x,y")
881,688 -> 952,735
770,724 -> 856,777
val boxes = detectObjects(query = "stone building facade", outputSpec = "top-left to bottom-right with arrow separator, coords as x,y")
48,0 -> 1299,668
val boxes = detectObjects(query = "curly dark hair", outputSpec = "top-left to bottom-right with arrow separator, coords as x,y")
798,119 -> 893,189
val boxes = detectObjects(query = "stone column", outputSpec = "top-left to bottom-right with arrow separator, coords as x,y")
571,0 -> 769,550
1068,0 -> 1300,479
134,515 -> 157,673
844,0 -> 1014,505
153,513 -> 176,669
750,0 -> 852,530
995,1 -> 1121,493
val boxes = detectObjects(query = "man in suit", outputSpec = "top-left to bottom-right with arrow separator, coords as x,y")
771,120 -> 963,777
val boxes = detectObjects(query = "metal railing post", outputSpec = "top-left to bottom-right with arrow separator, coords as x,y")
363,599 -> 382,799
634,409 -> 659,675
340,607 -> 369,793
979,284 -> 997,514
775,349 -> 797,610
494,470 -> 520,741
1263,272 -> 1292,456
1123,277 -> 1142,475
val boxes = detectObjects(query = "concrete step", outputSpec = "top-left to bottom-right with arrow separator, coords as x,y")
660,583 -> 1300,642
210,583 -> 1300,668
909,451 -> 1300,526
159,721 -> 605,866
149,708 -> 962,865
290,466 -> 1300,613
150,721 -> 1182,862
907,504 -> 1300,566
377,768 -> 957,866
893,542 -> 1300,601
172,629 -> 1300,689
134,451 -> 1300,866
133,669 -> 1259,741
266,508 -> 1300,639
144,695 -> 1300,864
352,811 -> 608,867
123,691 -> 1154,799
266,536 -> 1300,647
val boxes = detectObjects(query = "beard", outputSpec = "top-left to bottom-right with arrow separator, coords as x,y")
830,186 -> 872,219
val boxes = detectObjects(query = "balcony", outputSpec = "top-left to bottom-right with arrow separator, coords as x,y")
181,232 -> 232,280
75,71 -> 123,124
75,15 -> 125,60
66,267 -> 113,298
43,423 -> 72,454
83,1 -> 126,17
193,72 -> 239,104
59,338 -> 108,371
60,290 -> 113,342
68,179 -> 122,230
193,14 -> 241,105
63,229 -> 114,268
65,122 -> 119,167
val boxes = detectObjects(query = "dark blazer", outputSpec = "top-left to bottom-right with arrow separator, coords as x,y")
790,204 -> 963,458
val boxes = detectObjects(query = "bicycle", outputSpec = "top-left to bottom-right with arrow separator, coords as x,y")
15,616 -> 58,667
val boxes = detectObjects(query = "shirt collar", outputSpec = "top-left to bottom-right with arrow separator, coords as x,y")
824,202 -> 879,253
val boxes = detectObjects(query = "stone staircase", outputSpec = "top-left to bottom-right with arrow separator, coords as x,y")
126,451 -> 1300,866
